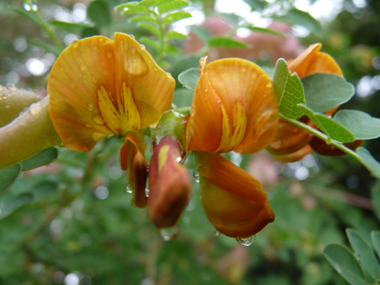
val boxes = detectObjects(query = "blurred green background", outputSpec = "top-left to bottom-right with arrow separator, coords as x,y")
1,0 -> 380,284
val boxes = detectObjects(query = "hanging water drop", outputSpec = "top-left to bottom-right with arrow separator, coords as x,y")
126,184 -> 132,193
193,171 -> 200,183
214,230 -> 220,236
236,235 -> 256,247
159,225 -> 180,242
23,2 -> 31,11
87,103 -> 94,112
145,188 -> 149,197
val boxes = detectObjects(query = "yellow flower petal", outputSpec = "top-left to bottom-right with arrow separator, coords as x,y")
187,58 -> 278,154
48,33 -> 175,152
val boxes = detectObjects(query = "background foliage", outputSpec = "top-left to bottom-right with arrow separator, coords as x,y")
1,0 -> 380,284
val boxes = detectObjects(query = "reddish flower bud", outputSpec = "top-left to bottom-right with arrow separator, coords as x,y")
148,137 -> 191,228
309,136 -> 363,156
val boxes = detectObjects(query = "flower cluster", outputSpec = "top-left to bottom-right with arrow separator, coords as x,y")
47,33 -> 349,243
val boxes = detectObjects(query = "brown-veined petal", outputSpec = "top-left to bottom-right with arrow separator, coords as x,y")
148,137 -> 191,228
186,58 -> 278,154
196,152 -> 274,238
48,33 -> 175,152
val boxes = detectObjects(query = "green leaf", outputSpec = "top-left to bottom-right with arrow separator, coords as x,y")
157,0 -> 188,14
163,11 -> 192,24
346,229 -> 380,280
371,231 -> 380,260
87,1 -> 112,28
190,26 -> 211,41
26,39 -> 62,56
217,13 -> 240,25
20,147 -> 58,171
334,110 -> 380,140
273,8 -> 322,36
0,193 -> 34,219
115,2 -> 139,10
138,22 -> 160,37
140,37 -> 160,51
10,7 -> 42,26
245,26 -> 285,37
243,0 -> 265,10
164,44 -> 181,55
324,243 -> 367,285
273,58 -> 305,119
356,147 -> 380,179
128,15 -> 156,23
178,68 -> 199,91
50,20 -> 95,30
0,164 -> 22,196
152,0 -> 171,7
371,181 -> 380,221
122,5 -> 151,15
298,104 -> 355,142
166,30 -> 187,40
137,0 -> 157,7
208,37 -> 247,48
173,88 -> 194,108
302,73 -> 355,113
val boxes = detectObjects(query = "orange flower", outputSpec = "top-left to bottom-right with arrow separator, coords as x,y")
186,57 -> 277,239
186,57 -> 278,154
267,43 -> 343,161
48,33 -> 175,198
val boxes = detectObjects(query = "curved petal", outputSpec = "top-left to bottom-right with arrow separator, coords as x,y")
49,36 -> 116,151
266,116 -> 313,155
187,58 -> 278,154
197,152 -> 274,238
271,144 -> 313,163
196,152 -> 268,204
114,33 -> 176,128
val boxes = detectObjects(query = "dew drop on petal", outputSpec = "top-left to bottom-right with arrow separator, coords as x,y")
251,72 -> 257,79
236,235 -> 256,247
29,103 -> 42,115
92,114 -> 105,125
99,37 -> 105,43
193,171 -> 200,183
153,67 -> 158,72
266,82 -> 272,88
6,84 -> 17,91
129,34 -> 135,40
72,42 -> 79,48
87,103 -> 94,112
106,52 -> 112,58
159,225 -> 180,242
140,44 -> 145,50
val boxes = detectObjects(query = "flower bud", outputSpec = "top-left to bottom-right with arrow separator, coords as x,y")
148,137 -> 191,228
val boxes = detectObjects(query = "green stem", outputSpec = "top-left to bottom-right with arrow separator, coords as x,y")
33,11 -> 64,50
278,113 -> 360,161
154,11 -> 165,65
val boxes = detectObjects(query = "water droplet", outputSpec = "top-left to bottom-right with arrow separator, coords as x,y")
251,72 -> 257,79
0,85 -> 3,91
214,230 -> 220,236
266,82 -> 273,88
236,235 -> 256,246
80,65 -> 86,72
5,102 -> 11,108
166,72 -> 172,78
106,52 -> 112,58
140,44 -> 145,50
85,123 -> 92,128
241,67 -> 246,72
145,188 -> 149,197
30,2 -> 38,11
87,103 -> 94,112
153,67 -> 158,72
23,2 -> 31,11
126,185 -> 132,193
99,37 -> 105,43
129,34 -> 135,40
72,42 -> 79,48
6,84 -> 17,91
29,103 -> 42,115
92,132 -> 105,141
159,225 -> 180,241
176,156 -> 182,163
92,114 -> 105,125
193,171 -> 200,183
